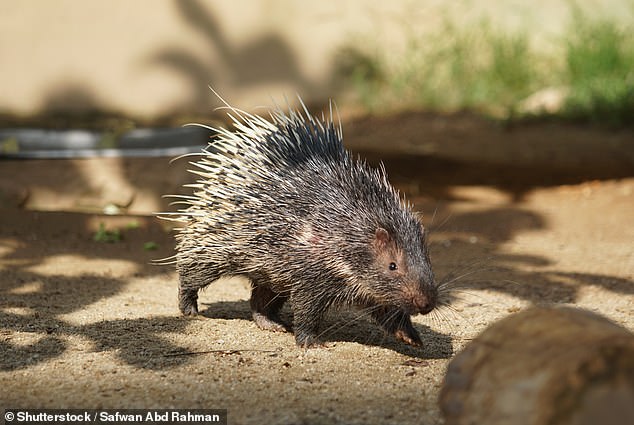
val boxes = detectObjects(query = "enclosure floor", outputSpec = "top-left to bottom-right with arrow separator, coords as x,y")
1,114 -> 633,424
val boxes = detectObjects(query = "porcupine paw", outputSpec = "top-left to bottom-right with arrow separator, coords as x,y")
179,302 -> 199,316
294,332 -> 326,349
252,312 -> 290,333
178,288 -> 199,316
178,297 -> 199,316
394,328 -> 422,347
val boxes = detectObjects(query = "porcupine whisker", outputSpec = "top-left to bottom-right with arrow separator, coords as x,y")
314,304 -> 386,343
434,296 -> 453,311
428,308 -> 445,329
443,289 -> 486,301
438,269 -> 483,291
439,254 -> 495,281
437,285 -> 485,308
435,311 -> 460,334
428,303 -> 460,330
454,278 -> 523,289
437,267 -> 517,298
490,278 -> 523,287
437,302 -> 465,320
438,272 -> 490,295
437,255 -> 497,290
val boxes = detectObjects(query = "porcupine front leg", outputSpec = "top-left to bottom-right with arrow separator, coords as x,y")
177,262 -> 222,316
371,307 -> 422,346
249,276 -> 290,332
291,288 -> 329,348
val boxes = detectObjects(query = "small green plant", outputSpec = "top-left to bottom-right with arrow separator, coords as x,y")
143,241 -> 159,251
0,137 -> 19,154
93,223 -> 122,243
126,220 -> 140,230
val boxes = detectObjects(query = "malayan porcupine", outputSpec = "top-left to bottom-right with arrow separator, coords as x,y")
159,97 -> 438,348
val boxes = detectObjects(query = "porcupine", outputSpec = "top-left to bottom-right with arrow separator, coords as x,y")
160,97 -> 438,348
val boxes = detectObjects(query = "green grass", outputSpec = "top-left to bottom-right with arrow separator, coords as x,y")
562,7 -> 634,126
93,223 -> 122,243
417,20 -> 537,115
335,18 -> 542,117
335,3 -> 634,126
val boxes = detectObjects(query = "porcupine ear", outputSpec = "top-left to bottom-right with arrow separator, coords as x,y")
373,227 -> 393,250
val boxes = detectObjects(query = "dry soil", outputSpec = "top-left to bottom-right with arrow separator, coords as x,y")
1,112 -> 633,424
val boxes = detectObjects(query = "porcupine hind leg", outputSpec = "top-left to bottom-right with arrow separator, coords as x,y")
249,275 -> 290,332
177,262 -> 222,316
372,307 -> 422,346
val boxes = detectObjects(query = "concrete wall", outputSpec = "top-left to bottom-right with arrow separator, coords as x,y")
0,0 -> 625,119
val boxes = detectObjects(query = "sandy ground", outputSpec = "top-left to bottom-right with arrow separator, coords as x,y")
1,113 -> 633,424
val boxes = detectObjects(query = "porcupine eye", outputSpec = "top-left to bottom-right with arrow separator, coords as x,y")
388,262 -> 398,271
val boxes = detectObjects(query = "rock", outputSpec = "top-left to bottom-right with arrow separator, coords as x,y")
439,306 -> 634,425
518,87 -> 569,115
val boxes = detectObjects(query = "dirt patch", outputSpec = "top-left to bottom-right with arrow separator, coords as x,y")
1,113 -> 633,424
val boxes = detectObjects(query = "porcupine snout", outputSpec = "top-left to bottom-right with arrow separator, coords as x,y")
402,278 -> 438,316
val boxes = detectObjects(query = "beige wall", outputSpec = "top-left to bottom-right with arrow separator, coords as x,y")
0,0 -> 624,119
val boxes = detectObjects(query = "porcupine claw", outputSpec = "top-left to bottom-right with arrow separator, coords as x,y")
394,328 -> 423,347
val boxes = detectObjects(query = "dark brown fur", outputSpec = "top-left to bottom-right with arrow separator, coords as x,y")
163,103 -> 438,347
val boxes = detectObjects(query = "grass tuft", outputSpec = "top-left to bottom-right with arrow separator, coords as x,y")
334,3 -> 634,126
562,7 -> 634,126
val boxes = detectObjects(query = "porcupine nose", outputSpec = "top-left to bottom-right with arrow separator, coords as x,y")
412,297 -> 433,315
402,278 -> 437,314
413,285 -> 437,315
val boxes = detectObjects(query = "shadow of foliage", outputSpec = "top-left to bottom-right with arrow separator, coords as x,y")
0,210 -> 195,371
144,0 -> 321,114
